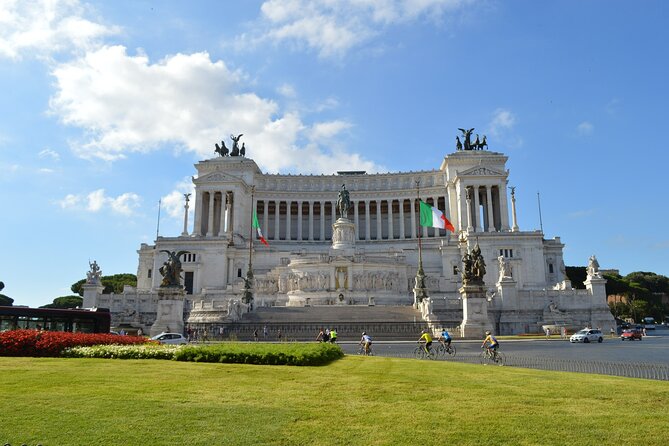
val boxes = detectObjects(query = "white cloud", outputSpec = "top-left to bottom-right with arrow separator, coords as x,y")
38,148 -> 60,161
57,188 -> 141,216
49,45 -> 384,174
162,178 -> 196,220
488,108 -> 515,135
257,0 -> 472,58
0,0 -> 118,60
277,83 -> 296,98
485,108 -> 522,149
38,168 -> 55,174
309,120 -> 352,141
576,121 -> 594,136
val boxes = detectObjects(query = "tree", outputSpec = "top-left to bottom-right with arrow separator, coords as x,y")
71,273 -> 137,296
565,266 -> 587,289
0,294 -> 13,306
40,295 -> 84,309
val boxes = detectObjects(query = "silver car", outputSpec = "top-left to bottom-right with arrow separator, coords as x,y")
570,329 -> 604,343
150,332 -> 189,345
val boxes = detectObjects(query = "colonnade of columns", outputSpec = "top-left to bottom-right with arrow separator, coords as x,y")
257,195 -> 450,242
459,184 -> 509,232
193,190 -> 233,237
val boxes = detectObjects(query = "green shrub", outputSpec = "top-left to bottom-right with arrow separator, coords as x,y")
62,342 -> 344,366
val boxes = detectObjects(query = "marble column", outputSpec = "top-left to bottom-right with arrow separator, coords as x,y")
399,198 -> 405,240
365,200 -> 371,241
388,199 -> 394,240
319,201 -> 325,241
486,186 -> 495,232
376,200 -> 382,240
308,201 -> 314,241
410,198 -> 416,239
500,185 -> 510,231
274,200 -> 280,241
206,191 -> 215,237
473,186 -> 481,232
286,200 -> 292,240
193,191 -> 204,236
297,201 -> 303,240
263,200 -> 269,239
353,201 -> 359,239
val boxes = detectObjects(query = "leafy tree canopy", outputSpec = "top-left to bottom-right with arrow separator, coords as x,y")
565,266 -> 587,289
0,294 -> 13,306
71,273 -> 137,296
40,295 -> 84,309
624,271 -> 669,294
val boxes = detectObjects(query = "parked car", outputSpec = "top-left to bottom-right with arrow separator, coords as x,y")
620,329 -> 643,341
570,329 -> 604,343
150,332 -> 188,345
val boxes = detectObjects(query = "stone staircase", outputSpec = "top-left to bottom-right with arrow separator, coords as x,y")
222,305 -> 427,341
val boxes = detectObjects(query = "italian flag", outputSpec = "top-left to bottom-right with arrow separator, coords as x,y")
419,200 -> 455,232
253,210 -> 269,246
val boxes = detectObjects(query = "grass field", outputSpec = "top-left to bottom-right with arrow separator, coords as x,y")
2,355 -> 668,445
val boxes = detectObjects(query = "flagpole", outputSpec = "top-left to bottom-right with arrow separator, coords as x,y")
415,180 -> 424,275
244,185 -> 255,306
413,180 -> 427,307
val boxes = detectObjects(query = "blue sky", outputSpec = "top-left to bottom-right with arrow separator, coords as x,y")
1,0 -> 668,307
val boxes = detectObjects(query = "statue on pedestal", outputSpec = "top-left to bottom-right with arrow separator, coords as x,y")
587,255 -> 602,278
461,243 -> 486,286
336,184 -> 351,219
86,260 -> 102,284
498,256 -> 512,281
159,250 -> 189,287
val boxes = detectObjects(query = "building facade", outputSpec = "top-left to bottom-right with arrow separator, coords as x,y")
86,147 -> 615,335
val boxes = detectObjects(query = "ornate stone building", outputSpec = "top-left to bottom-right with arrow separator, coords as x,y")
87,146 -> 615,336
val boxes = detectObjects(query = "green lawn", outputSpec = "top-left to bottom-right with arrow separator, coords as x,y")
1,355 -> 667,445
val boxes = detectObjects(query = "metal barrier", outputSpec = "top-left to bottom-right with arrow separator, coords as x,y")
386,351 -> 669,381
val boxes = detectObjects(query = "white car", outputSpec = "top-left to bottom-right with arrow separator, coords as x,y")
151,332 -> 189,345
570,329 -> 604,343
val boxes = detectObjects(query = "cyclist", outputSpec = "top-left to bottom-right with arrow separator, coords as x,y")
438,328 -> 452,349
481,330 -> 499,358
360,332 -> 373,355
418,329 -> 434,355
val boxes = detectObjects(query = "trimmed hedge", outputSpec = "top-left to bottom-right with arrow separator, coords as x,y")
174,342 -> 344,366
0,329 -> 151,357
64,342 -> 344,366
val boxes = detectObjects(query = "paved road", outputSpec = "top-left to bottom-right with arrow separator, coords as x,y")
339,327 -> 669,366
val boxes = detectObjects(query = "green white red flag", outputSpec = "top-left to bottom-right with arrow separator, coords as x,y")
252,210 -> 269,246
419,200 -> 455,232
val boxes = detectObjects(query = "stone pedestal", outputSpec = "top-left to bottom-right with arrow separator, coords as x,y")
459,284 -> 493,338
584,275 -> 616,332
82,283 -> 104,308
332,218 -> 355,250
150,287 -> 185,336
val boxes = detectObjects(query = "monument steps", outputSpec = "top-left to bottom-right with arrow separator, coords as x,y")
224,305 -> 427,341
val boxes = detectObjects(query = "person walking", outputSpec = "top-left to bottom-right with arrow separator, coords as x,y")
329,328 -> 338,343
277,329 -> 283,342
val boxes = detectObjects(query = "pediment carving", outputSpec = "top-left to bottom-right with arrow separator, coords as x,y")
459,166 -> 505,177
197,171 -> 241,184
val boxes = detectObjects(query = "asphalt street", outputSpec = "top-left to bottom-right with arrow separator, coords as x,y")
338,327 -> 669,365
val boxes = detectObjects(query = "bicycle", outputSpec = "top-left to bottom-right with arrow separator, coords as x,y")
358,344 -> 373,356
413,343 -> 438,360
480,347 -> 505,366
436,342 -> 456,358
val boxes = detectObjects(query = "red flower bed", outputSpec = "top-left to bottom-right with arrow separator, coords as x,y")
0,330 -> 152,357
